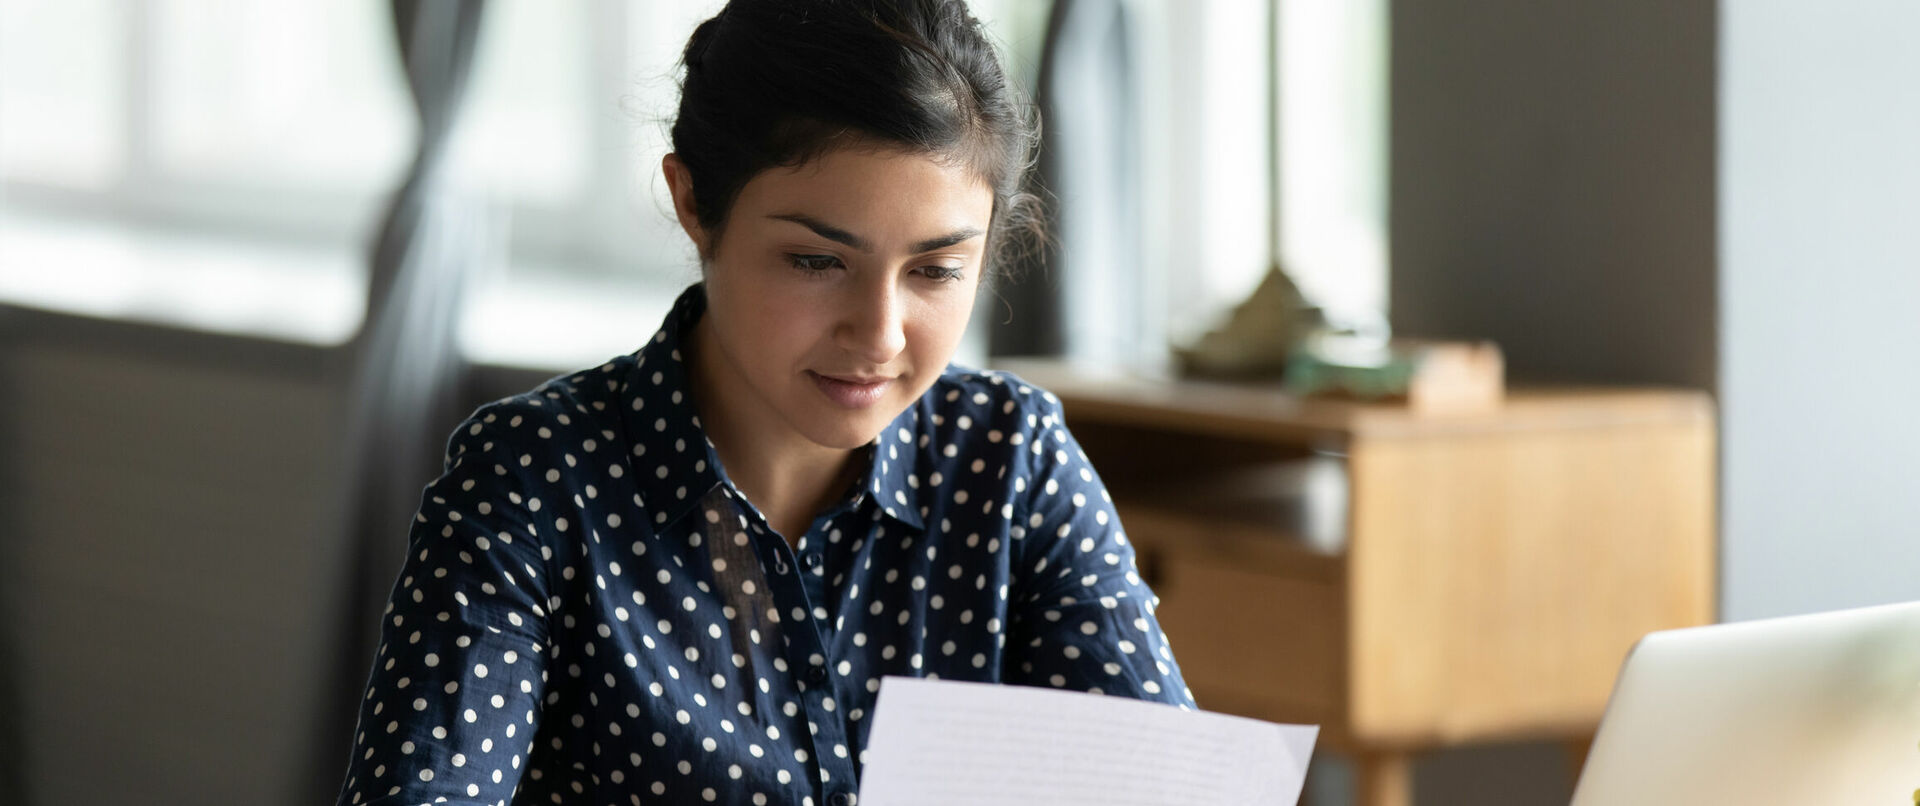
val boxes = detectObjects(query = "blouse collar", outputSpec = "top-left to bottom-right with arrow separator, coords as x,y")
619,283 -> 927,534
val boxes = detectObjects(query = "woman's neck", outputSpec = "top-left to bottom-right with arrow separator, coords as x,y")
686,316 -> 865,545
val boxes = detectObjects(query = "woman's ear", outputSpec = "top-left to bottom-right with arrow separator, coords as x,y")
662,153 -> 714,261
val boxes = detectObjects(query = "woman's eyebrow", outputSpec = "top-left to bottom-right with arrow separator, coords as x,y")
768,213 -> 982,254
910,227 -> 985,253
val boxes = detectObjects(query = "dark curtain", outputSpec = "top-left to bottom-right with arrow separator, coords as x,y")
989,0 -> 1143,363
305,1 -> 490,801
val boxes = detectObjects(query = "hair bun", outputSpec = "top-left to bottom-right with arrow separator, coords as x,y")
682,15 -> 724,73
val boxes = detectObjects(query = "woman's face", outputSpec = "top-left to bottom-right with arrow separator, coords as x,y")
664,145 -> 993,452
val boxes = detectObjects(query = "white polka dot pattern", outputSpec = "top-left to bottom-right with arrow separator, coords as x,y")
333,283 -> 1195,806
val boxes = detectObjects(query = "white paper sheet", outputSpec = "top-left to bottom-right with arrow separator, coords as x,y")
857,677 -> 1319,806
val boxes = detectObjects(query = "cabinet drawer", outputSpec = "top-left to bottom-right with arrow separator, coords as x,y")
1143,545 -> 1345,726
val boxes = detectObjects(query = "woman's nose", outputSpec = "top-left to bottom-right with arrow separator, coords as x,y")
837,279 -> 908,365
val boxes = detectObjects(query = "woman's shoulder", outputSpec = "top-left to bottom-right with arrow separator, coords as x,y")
931,363 -> 1067,422
922,363 -> 1072,460
447,353 -> 643,461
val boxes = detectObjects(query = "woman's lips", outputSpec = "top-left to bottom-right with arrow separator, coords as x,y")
809,371 -> 892,409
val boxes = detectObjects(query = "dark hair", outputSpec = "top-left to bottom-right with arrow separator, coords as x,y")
668,0 -> 1045,285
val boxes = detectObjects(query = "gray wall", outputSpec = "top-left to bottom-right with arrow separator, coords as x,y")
1719,0 -> 1920,621
1390,0 -> 1719,389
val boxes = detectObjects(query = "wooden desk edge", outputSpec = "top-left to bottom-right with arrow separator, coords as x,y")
994,359 -> 1715,444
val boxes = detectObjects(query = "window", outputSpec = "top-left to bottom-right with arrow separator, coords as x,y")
1274,0 -> 1389,336
0,0 -> 397,343
0,0 -> 127,189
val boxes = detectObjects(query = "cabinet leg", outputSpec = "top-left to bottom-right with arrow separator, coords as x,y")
1355,752 -> 1412,806
1565,737 -> 1594,788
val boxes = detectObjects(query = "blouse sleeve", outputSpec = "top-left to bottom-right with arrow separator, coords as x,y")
1002,388 -> 1198,709
336,403 -> 559,806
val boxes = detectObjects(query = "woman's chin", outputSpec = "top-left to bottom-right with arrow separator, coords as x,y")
789,402 -> 901,452
802,418 -> 888,452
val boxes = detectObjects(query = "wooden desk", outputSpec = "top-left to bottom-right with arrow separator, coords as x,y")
998,360 -> 1717,806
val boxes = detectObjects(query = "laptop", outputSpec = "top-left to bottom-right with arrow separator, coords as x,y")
1569,599 -> 1920,805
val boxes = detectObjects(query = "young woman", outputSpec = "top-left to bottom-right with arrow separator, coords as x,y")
335,2 -> 1193,804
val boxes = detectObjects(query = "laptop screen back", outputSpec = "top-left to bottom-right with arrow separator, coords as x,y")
1570,600 -> 1920,805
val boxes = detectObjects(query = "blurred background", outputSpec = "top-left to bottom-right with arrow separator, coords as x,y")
0,1 -> 1915,804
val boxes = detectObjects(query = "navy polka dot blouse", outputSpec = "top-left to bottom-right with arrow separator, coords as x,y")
335,283 -> 1196,806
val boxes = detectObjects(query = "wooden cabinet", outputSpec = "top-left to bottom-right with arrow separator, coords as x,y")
998,360 -> 1717,806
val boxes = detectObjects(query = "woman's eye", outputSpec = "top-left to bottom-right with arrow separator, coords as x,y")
919,265 -> 966,283
786,254 -> 842,273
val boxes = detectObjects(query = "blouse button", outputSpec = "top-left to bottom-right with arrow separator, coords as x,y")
803,552 -> 823,569
808,665 -> 828,684
829,791 -> 853,806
